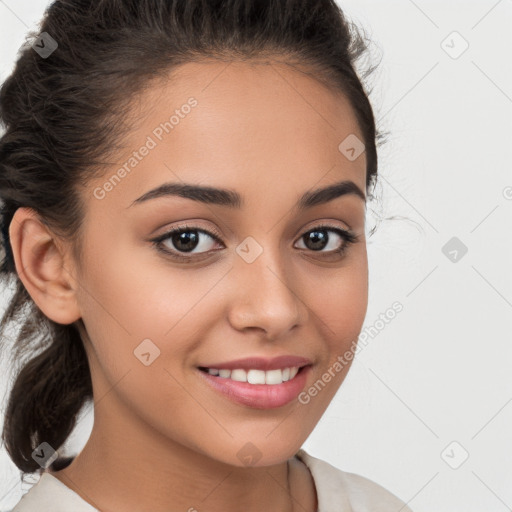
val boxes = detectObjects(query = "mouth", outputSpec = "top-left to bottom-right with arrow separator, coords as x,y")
196,364 -> 313,409
197,365 -> 310,385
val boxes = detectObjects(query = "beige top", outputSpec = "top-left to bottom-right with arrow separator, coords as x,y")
11,448 -> 413,512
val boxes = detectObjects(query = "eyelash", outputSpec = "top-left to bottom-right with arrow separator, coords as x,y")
151,222 -> 359,262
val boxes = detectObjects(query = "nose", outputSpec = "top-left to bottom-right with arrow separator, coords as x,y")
227,245 -> 307,340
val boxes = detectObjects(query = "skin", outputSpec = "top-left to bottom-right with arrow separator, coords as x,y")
10,58 -> 369,512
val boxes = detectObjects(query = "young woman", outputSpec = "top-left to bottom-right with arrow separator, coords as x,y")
0,0 -> 412,510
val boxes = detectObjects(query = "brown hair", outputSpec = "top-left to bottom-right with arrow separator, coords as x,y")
0,0 -> 384,477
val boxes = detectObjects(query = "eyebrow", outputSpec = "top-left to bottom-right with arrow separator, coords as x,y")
128,179 -> 366,210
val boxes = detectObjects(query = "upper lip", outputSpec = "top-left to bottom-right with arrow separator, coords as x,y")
198,355 -> 312,371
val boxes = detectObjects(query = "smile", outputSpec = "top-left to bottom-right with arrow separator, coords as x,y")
197,365 -> 312,409
199,366 -> 300,385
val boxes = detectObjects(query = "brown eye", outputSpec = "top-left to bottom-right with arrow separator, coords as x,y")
152,225 -> 224,260
170,230 -> 201,252
295,225 -> 358,256
303,229 -> 330,251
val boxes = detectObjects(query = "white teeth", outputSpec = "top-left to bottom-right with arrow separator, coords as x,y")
247,369 -> 266,385
265,369 -> 283,385
204,366 -> 301,385
230,369 -> 247,382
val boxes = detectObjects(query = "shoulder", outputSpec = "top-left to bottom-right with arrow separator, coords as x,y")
11,472 -> 98,512
295,448 -> 414,512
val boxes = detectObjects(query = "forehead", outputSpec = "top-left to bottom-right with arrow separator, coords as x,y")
88,58 -> 367,209
139,57 -> 364,146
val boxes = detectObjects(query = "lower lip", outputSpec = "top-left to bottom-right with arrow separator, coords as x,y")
197,365 -> 312,409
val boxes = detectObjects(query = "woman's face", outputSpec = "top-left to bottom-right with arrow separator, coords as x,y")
71,59 -> 369,467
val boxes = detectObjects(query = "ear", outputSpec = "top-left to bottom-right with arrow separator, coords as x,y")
9,207 -> 82,325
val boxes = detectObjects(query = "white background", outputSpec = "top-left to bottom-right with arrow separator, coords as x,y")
0,1 -> 511,511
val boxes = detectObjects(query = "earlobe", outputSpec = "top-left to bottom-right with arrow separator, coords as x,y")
9,207 -> 82,325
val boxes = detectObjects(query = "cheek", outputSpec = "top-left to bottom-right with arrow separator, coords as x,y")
77,259 -> 216,445
306,252 -> 369,350
79,232 -> 217,339
296,268 -> 368,418
77,246 -> 230,404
